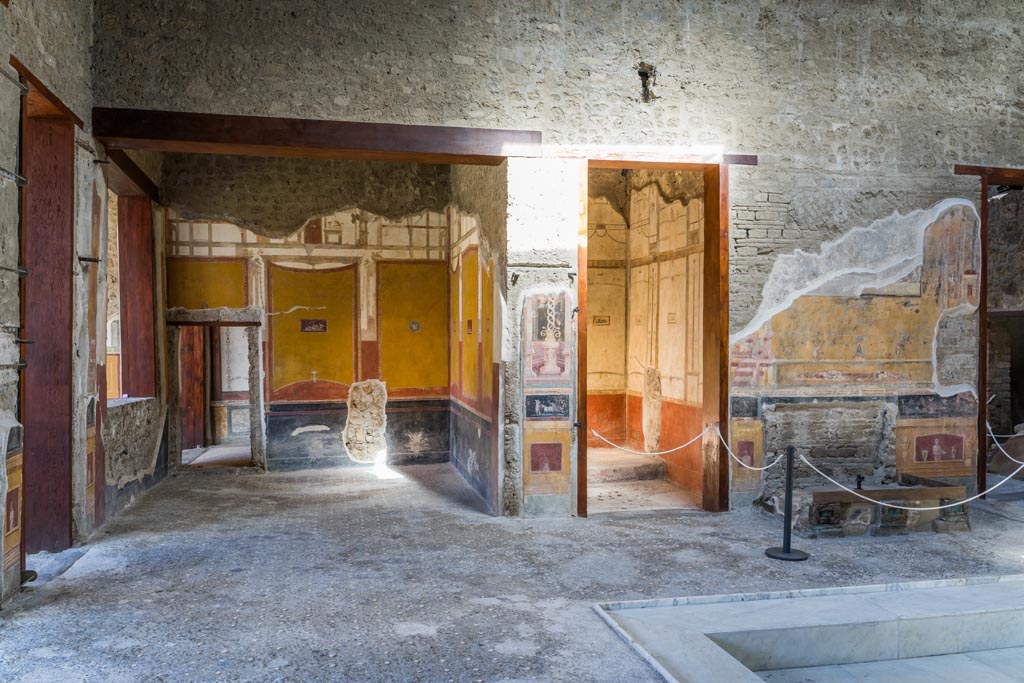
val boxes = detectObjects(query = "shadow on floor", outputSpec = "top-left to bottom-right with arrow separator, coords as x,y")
181,444 -> 254,470
391,462 -> 492,515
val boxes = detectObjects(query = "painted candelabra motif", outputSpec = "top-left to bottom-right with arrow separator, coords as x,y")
521,289 -> 575,504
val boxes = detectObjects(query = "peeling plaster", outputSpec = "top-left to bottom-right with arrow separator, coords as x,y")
291,425 -> 330,436
731,198 -> 980,346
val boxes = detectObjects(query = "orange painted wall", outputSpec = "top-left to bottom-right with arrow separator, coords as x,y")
167,258 -> 247,309
459,250 -> 480,401
481,260 -> 494,404
378,261 -> 448,393
587,392 -> 626,447
268,264 -> 355,400
659,399 -> 703,502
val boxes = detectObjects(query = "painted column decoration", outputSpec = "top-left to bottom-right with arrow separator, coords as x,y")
521,289 -> 575,513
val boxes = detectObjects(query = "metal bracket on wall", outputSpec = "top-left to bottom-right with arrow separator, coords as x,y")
0,166 -> 27,186
0,264 -> 27,278
0,361 -> 27,370
0,66 -> 27,93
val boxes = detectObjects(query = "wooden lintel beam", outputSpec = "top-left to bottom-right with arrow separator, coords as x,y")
954,164 -> 1024,186
103,149 -> 159,203
163,321 -> 260,329
9,56 -> 84,128
93,107 -> 542,165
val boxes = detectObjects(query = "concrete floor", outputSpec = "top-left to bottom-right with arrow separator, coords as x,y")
3,463 -> 1024,682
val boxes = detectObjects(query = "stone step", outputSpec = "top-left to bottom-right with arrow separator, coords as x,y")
587,448 -> 666,483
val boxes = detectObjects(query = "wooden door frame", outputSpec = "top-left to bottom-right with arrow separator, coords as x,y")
16,61 -> 81,553
953,164 -> 1024,496
576,156 -> 755,515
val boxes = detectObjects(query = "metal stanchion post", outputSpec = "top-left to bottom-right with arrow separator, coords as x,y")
766,446 -> 809,562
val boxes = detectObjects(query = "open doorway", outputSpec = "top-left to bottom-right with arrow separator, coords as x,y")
583,166 -> 721,514
177,324 -> 254,469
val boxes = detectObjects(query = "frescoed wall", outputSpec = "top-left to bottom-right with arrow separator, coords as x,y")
166,207 -> 452,470
447,162 -> 506,512
586,169 -> 706,499
626,174 -> 705,496
729,200 -> 981,506
585,173 -> 628,449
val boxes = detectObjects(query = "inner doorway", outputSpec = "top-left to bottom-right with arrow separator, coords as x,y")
582,164 -> 727,514
177,324 -> 253,469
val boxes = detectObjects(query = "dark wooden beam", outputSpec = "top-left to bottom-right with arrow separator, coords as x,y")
118,196 -> 157,398
955,164 -> 1024,186
701,164 -> 730,512
103,149 -> 159,203
166,320 -> 259,328
93,107 -> 542,165
10,56 -> 84,128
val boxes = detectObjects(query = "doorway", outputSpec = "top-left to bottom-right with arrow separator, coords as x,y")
177,324 -> 253,469
579,162 -> 731,515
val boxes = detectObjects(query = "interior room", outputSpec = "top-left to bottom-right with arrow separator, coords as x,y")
585,168 -> 706,513
160,155 -> 506,509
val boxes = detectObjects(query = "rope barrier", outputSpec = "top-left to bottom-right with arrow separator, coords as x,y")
591,420 -> 1024,510
716,424 -> 786,471
988,421 -> 1024,466
590,425 -> 787,472
589,426 -> 710,456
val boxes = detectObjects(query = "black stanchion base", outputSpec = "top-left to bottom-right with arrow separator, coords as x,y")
765,547 -> 809,562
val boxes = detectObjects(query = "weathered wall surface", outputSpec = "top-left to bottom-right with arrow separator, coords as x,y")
506,157 -> 585,517
1,0 -> 99,603
93,1 -> 1020,327
987,189 -> 1024,436
162,154 -> 451,238
731,201 -> 981,509
448,163 -> 506,513
988,189 -> 1024,314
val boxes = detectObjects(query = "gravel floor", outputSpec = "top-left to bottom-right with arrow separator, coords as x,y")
1,463 -> 1022,682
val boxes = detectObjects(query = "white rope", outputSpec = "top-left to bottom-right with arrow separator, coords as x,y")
716,424 -> 786,471
590,426 -> 710,456
988,421 -> 1024,465
798,453 -> 1024,512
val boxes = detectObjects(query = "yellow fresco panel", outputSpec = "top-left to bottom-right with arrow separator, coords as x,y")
482,259 -> 494,402
461,251 -> 479,399
450,264 -> 459,390
269,265 -> 355,391
379,262 -> 449,390
770,294 -> 939,388
167,259 -> 246,309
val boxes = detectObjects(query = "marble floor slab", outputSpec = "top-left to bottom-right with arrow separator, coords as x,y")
597,575 -> 1024,682
759,648 -> 1024,682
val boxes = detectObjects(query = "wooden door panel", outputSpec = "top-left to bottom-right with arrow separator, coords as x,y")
22,115 -> 74,553
179,326 -> 205,450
